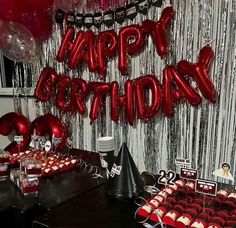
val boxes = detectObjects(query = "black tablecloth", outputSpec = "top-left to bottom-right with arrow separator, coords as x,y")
33,183 -> 142,228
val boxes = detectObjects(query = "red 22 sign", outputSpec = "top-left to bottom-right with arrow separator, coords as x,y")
158,170 -> 176,185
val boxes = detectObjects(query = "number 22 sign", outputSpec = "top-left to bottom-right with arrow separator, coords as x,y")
158,170 -> 176,185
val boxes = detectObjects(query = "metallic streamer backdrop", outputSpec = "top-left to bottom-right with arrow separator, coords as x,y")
13,0 -> 236,184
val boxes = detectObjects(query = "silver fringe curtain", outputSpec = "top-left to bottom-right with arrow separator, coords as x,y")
13,0 -> 236,184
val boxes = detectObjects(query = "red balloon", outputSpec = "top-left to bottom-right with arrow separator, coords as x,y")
142,6 -> 174,58
89,82 -> 111,122
0,0 -> 24,22
135,75 -> 162,121
57,27 -> 75,62
71,78 -> 88,115
118,25 -> 145,74
110,80 -> 135,125
97,30 -> 118,78
55,75 -> 72,112
20,10 -> 52,40
34,67 -> 58,102
162,66 -> 202,116
31,114 -> 68,150
24,0 -> 54,12
69,30 -> 97,72
177,45 -> 216,103
0,112 -> 31,154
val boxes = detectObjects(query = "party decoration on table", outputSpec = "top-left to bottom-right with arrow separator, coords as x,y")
175,157 -> 191,168
195,179 -> 217,196
44,141 -> 52,152
97,136 -> 115,172
106,143 -> 144,198
213,162 -> 234,182
0,112 -> 31,154
157,169 -> 176,185
10,170 -> 39,196
180,168 -> 198,181
0,21 -> 38,62
10,150 -> 79,177
30,114 -> 68,150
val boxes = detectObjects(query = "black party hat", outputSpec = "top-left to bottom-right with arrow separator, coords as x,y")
106,143 -> 144,198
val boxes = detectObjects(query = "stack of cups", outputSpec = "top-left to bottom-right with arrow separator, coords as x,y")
97,137 -> 114,171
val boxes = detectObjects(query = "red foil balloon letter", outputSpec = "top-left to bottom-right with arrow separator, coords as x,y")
177,45 -> 216,103
162,66 -> 202,116
135,75 -> 162,121
34,67 -> 58,102
71,78 -> 88,115
118,25 -> 145,74
111,80 -> 135,125
97,30 -> 118,78
55,75 -> 72,112
69,30 -> 97,72
142,6 -> 174,58
89,82 -> 111,122
0,112 -> 30,154
57,27 -> 75,62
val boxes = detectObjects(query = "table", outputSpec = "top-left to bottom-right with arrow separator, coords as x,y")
33,183 -> 143,228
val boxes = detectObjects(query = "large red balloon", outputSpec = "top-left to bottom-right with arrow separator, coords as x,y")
31,114 -> 68,150
135,75 -> 162,121
97,30 -> 118,78
118,25 -> 145,74
20,10 -> 52,40
0,0 -> 24,22
177,45 -> 216,103
0,112 -> 31,154
162,66 -> 202,116
34,67 -> 58,102
24,0 -> 54,12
